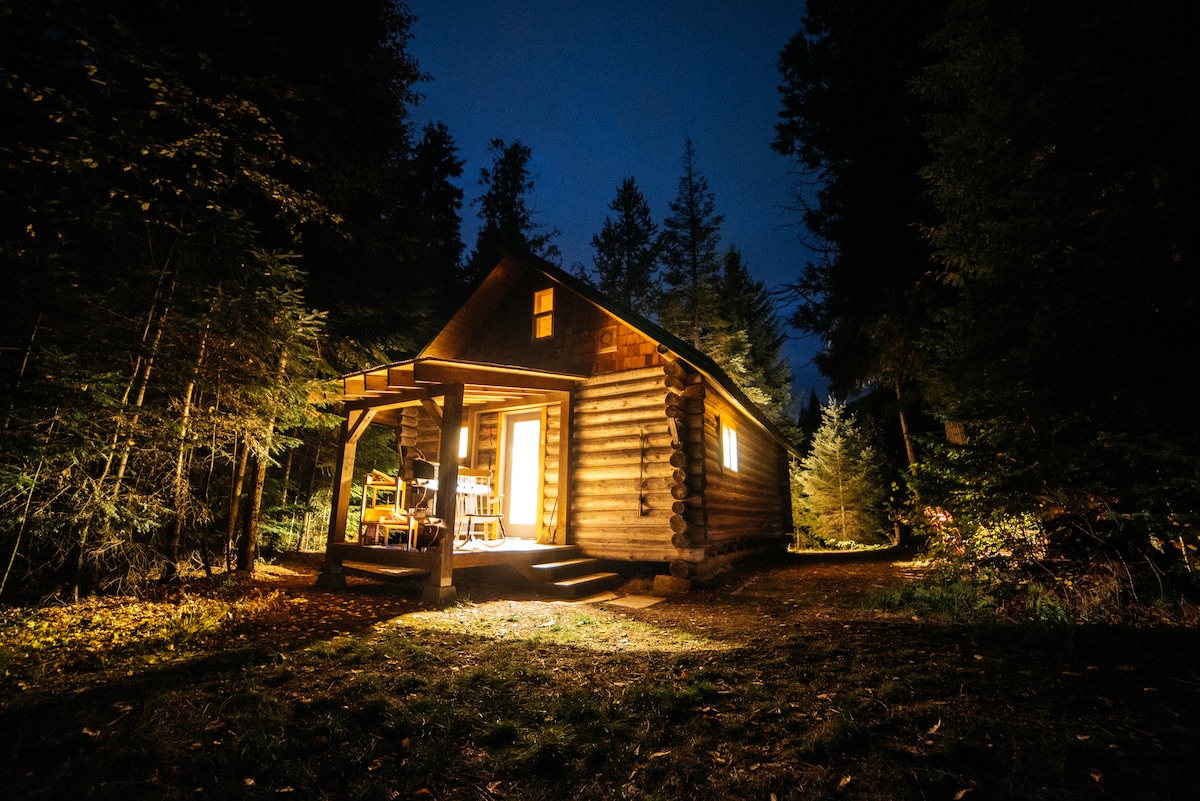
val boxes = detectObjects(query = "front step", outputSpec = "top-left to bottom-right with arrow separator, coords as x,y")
526,556 -> 622,599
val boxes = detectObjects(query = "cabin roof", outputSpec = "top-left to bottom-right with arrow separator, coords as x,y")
338,248 -> 798,455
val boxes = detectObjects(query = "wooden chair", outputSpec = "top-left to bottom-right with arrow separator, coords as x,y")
359,470 -> 415,547
454,467 -> 505,546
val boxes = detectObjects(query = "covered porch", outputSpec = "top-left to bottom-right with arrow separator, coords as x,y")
319,358 -> 588,604
331,539 -> 613,598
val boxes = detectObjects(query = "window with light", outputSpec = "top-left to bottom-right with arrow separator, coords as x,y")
721,419 -> 739,472
533,288 -> 554,338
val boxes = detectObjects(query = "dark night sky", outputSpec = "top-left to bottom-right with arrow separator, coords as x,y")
405,1 -> 827,404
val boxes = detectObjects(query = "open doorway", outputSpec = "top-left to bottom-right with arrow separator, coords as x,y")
501,409 -> 542,540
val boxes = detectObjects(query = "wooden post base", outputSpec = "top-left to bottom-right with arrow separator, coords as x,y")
421,583 -> 457,606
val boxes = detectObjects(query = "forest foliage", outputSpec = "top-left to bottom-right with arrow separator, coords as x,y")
0,0 -> 449,599
0,1 -> 796,601
775,0 -> 1198,599
1,0 -> 1195,606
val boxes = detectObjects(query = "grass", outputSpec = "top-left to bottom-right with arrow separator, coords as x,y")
0,557 -> 1197,800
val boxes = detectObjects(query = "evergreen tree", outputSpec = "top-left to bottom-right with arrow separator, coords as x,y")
0,0 -> 413,596
796,390 -> 823,454
705,248 -> 795,429
773,0 -> 944,475
588,177 -> 660,316
406,123 -> 466,290
911,0 -> 1200,567
658,139 -> 724,349
794,401 -> 888,546
463,139 -> 560,288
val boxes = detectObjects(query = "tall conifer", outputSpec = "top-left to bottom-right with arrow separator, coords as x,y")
794,401 -> 887,545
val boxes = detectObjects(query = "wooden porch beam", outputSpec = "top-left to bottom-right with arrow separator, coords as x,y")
413,361 -> 581,393
422,382 -> 463,606
420,398 -> 443,426
555,393 -> 572,543
318,407 -> 376,588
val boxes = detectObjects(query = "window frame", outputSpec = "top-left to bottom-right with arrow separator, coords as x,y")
720,416 -> 739,472
532,288 -> 554,339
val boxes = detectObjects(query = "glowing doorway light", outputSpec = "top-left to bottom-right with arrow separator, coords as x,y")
459,426 -> 468,459
508,418 -> 540,525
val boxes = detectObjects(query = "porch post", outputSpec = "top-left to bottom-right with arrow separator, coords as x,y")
422,382 -> 463,606
556,392 -> 572,543
317,405 -> 375,588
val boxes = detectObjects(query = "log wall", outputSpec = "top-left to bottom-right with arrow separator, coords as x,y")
691,390 -> 792,552
568,366 -> 679,562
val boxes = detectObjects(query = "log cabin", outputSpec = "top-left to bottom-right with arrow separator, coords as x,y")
319,249 -> 799,603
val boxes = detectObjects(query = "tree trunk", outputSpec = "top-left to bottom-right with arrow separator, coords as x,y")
162,325 -> 208,582
238,451 -> 269,571
299,440 -> 321,552
237,352 -> 288,572
225,436 -> 250,572
895,380 -> 917,475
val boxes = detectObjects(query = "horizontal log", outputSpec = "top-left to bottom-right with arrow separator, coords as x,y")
671,530 -> 693,549
573,540 -> 690,564
670,482 -> 690,500
576,364 -> 663,390
669,449 -> 688,467
662,358 -> 695,379
573,473 -> 671,493
665,403 -> 686,419
672,467 -> 687,484
572,407 -> 669,428
663,375 -> 686,392
665,391 -> 706,408
570,513 -> 668,531
575,389 -> 664,410
671,498 -> 703,514
669,559 -> 693,579
703,486 -> 785,508
574,446 -> 671,467
669,514 -> 689,535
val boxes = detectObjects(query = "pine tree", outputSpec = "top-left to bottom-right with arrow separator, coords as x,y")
914,0 -> 1200,566
658,139 -> 724,349
794,401 -> 887,546
772,0 -> 943,397
713,248 -> 794,423
0,0 -> 407,596
588,177 -> 660,316
796,390 -> 823,453
463,139 -> 560,288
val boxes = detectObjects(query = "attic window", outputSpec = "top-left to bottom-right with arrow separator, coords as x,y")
720,417 -> 739,472
533,288 -> 554,339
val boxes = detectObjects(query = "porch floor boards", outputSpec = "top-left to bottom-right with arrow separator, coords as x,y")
328,540 -> 579,573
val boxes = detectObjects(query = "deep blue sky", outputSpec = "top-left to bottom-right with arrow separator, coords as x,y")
405,1 -> 826,403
